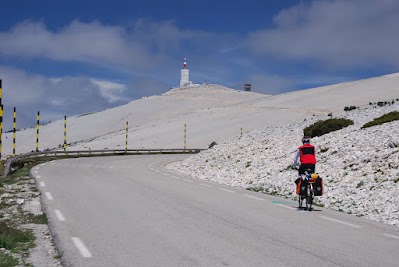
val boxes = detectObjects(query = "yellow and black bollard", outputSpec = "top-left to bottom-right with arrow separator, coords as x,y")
63,116 -> 67,151
0,105 -> 2,160
13,107 -> 16,156
0,80 -> 2,159
126,121 -> 128,151
36,111 -> 40,152
184,123 -> 187,151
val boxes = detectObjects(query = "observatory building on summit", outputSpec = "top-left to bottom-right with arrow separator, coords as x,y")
180,57 -> 193,88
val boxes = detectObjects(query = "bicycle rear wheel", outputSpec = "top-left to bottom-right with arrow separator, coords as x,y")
306,193 -> 313,211
298,196 -> 303,208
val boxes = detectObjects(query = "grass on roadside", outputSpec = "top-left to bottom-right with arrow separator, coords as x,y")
0,202 -> 11,210
0,252 -> 19,267
0,167 -> 29,188
25,213 -> 47,225
14,210 -> 48,225
0,221 -> 35,251
0,156 -> 60,266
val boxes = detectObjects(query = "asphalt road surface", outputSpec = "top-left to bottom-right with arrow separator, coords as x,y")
31,155 -> 399,267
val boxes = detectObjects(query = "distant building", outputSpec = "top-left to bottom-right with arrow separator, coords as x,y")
180,57 -> 192,88
244,84 -> 251,91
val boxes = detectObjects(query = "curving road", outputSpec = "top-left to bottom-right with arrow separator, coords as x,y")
31,155 -> 399,267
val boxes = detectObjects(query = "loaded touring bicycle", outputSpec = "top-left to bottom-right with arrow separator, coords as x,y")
295,169 -> 324,211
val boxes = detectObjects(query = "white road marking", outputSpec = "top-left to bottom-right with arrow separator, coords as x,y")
54,210 -> 66,221
384,233 -> 399,239
243,194 -> 265,201
34,167 -> 40,170
183,179 -> 194,183
219,188 -> 235,193
36,175 -> 41,179
320,216 -> 361,228
109,166 -> 114,169
71,237 -> 92,258
200,184 -> 213,188
275,204 -> 296,210
39,182 -> 46,187
34,170 -> 39,174
170,176 -> 180,180
45,192 -> 53,200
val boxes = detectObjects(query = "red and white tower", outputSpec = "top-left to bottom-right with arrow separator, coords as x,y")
180,57 -> 190,88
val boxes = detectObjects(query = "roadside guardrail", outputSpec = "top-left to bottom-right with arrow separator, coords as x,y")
2,148 -> 204,177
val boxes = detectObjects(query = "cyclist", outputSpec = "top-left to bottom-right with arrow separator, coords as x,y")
292,136 -> 317,176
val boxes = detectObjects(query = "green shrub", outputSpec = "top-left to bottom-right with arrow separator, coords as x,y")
361,111 -> 399,129
303,118 -> 354,137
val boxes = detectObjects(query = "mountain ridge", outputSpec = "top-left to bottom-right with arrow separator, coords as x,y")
2,74 -> 398,156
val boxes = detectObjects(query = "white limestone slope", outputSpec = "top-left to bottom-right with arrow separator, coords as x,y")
167,102 -> 399,226
2,84 -> 266,155
241,73 -> 399,113
4,75 -> 399,156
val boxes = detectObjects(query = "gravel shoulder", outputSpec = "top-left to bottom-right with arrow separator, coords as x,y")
0,162 -> 61,267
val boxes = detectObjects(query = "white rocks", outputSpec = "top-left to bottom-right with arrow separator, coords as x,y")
0,176 -> 61,266
167,102 -> 399,226
16,198 -> 25,205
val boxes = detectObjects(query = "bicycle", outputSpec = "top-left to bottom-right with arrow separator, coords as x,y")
297,169 -> 318,211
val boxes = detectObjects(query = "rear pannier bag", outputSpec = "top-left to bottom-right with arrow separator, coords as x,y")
313,177 -> 324,196
295,178 -> 308,196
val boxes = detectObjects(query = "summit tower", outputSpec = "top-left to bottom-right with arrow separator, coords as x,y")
180,57 -> 190,88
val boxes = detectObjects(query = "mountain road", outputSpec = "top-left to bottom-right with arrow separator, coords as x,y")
32,155 -> 399,266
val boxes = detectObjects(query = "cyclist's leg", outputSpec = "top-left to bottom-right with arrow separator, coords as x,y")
298,165 -> 306,176
301,164 -> 315,174
310,164 -> 315,173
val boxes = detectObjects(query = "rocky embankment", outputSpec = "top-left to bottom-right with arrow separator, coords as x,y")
167,102 -> 399,226
0,171 -> 61,266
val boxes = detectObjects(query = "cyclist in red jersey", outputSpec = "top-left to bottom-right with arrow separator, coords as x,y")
293,136 -> 317,175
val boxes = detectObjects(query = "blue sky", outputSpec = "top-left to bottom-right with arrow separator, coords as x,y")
1,0 -> 399,129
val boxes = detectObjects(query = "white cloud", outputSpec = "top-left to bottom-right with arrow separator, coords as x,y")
0,20 -> 173,71
247,0 -> 399,68
0,19 -> 234,74
0,66 -> 131,129
91,79 -> 128,103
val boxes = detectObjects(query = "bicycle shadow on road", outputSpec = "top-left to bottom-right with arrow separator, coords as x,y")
296,207 -> 322,212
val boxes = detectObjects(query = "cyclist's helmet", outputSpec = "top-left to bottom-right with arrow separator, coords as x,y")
302,136 -> 311,144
